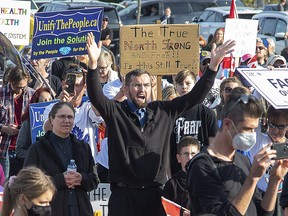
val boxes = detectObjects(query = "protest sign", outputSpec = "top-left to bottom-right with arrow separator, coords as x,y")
0,0 -> 31,45
237,68 -> 288,109
224,19 -> 258,57
29,100 -> 59,144
90,183 -> 111,216
31,8 -> 103,59
120,24 -> 199,75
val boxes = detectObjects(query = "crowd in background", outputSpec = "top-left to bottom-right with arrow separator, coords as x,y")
1,9 -> 288,216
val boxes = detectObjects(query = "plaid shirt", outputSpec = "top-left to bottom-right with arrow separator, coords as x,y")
0,84 -> 34,158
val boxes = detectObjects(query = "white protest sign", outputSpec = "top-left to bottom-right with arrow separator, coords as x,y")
224,19 -> 258,57
237,68 -> 288,109
90,183 -> 111,216
0,0 -> 31,45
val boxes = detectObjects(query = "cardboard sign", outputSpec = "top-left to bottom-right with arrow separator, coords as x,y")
29,100 -> 59,144
224,19 -> 258,57
237,68 -> 288,109
31,8 -> 103,59
0,0 -> 31,45
90,183 -> 111,216
120,24 -> 199,75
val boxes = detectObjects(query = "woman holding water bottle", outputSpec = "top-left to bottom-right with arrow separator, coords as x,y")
24,102 -> 98,216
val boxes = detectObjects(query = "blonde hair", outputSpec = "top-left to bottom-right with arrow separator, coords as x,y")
2,166 -> 56,216
98,50 -> 113,66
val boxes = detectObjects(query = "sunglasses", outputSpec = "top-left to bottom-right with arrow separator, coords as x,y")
202,60 -> 210,66
256,46 -> 265,50
269,123 -> 288,130
226,94 -> 257,116
103,19 -> 108,22
224,86 -> 233,94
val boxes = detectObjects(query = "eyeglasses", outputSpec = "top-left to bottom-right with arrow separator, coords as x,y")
269,122 -> 288,130
180,152 -> 197,157
55,115 -> 74,120
224,86 -> 233,94
226,94 -> 257,116
98,66 -> 108,71
103,19 -> 108,22
256,46 -> 265,50
131,83 -> 151,89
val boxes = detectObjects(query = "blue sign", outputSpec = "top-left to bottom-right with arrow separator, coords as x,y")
29,100 -> 59,144
31,8 -> 103,59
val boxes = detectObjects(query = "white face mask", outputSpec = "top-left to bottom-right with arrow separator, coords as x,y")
229,121 -> 257,151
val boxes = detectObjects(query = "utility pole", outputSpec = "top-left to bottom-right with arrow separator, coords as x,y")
136,0 -> 141,24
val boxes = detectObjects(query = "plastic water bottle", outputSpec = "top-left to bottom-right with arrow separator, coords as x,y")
67,159 -> 77,172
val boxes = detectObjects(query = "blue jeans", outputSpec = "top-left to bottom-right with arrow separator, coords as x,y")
0,155 -> 9,180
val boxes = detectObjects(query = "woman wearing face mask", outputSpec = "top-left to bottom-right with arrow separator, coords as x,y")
2,166 -> 56,216
24,102 -> 98,216
248,105 -> 288,216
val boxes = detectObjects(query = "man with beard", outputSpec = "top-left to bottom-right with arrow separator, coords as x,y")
0,67 -> 34,177
86,32 -> 236,216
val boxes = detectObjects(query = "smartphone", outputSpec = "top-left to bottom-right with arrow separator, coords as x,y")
66,73 -> 76,95
271,142 -> 288,160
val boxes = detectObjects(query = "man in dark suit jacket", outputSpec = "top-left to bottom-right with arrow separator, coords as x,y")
160,7 -> 175,24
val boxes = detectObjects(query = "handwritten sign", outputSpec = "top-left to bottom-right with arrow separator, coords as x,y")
0,0 -> 31,45
120,24 -> 199,75
29,100 -> 59,144
90,183 -> 111,216
237,68 -> 288,109
224,19 -> 258,57
31,8 -> 103,59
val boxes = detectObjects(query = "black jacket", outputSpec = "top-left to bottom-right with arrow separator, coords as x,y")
87,67 -> 216,187
24,131 -> 98,216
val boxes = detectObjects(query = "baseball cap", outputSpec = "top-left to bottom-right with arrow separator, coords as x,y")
256,38 -> 268,49
240,53 -> 253,64
200,51 -> 211,65
103,15 -> 109,21
266,55 -> 286,66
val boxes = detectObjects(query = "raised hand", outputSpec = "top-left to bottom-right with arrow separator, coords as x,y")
86,32 -> 102,70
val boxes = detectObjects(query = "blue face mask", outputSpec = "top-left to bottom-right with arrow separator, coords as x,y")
27,204 -> 52,216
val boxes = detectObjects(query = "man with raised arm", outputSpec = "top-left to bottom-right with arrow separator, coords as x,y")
86,32 -> 235,216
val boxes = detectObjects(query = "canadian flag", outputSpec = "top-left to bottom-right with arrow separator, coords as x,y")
247,55 -> 258,68
161,196 -> 181,216
229,0 -> 238,19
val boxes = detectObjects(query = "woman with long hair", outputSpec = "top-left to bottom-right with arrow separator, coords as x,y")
2,166 -> 56,216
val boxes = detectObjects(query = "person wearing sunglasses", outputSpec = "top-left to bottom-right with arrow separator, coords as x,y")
249,106 -> 288,216
256,38 -> 269,66
188,93 -> 288,216
199,51 -> 211,77
86,32 -> 236,216
212,77 -> 243,121
100,15 -> 113,50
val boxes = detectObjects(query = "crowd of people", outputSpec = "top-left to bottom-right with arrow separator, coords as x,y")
1,12 -> 288,216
